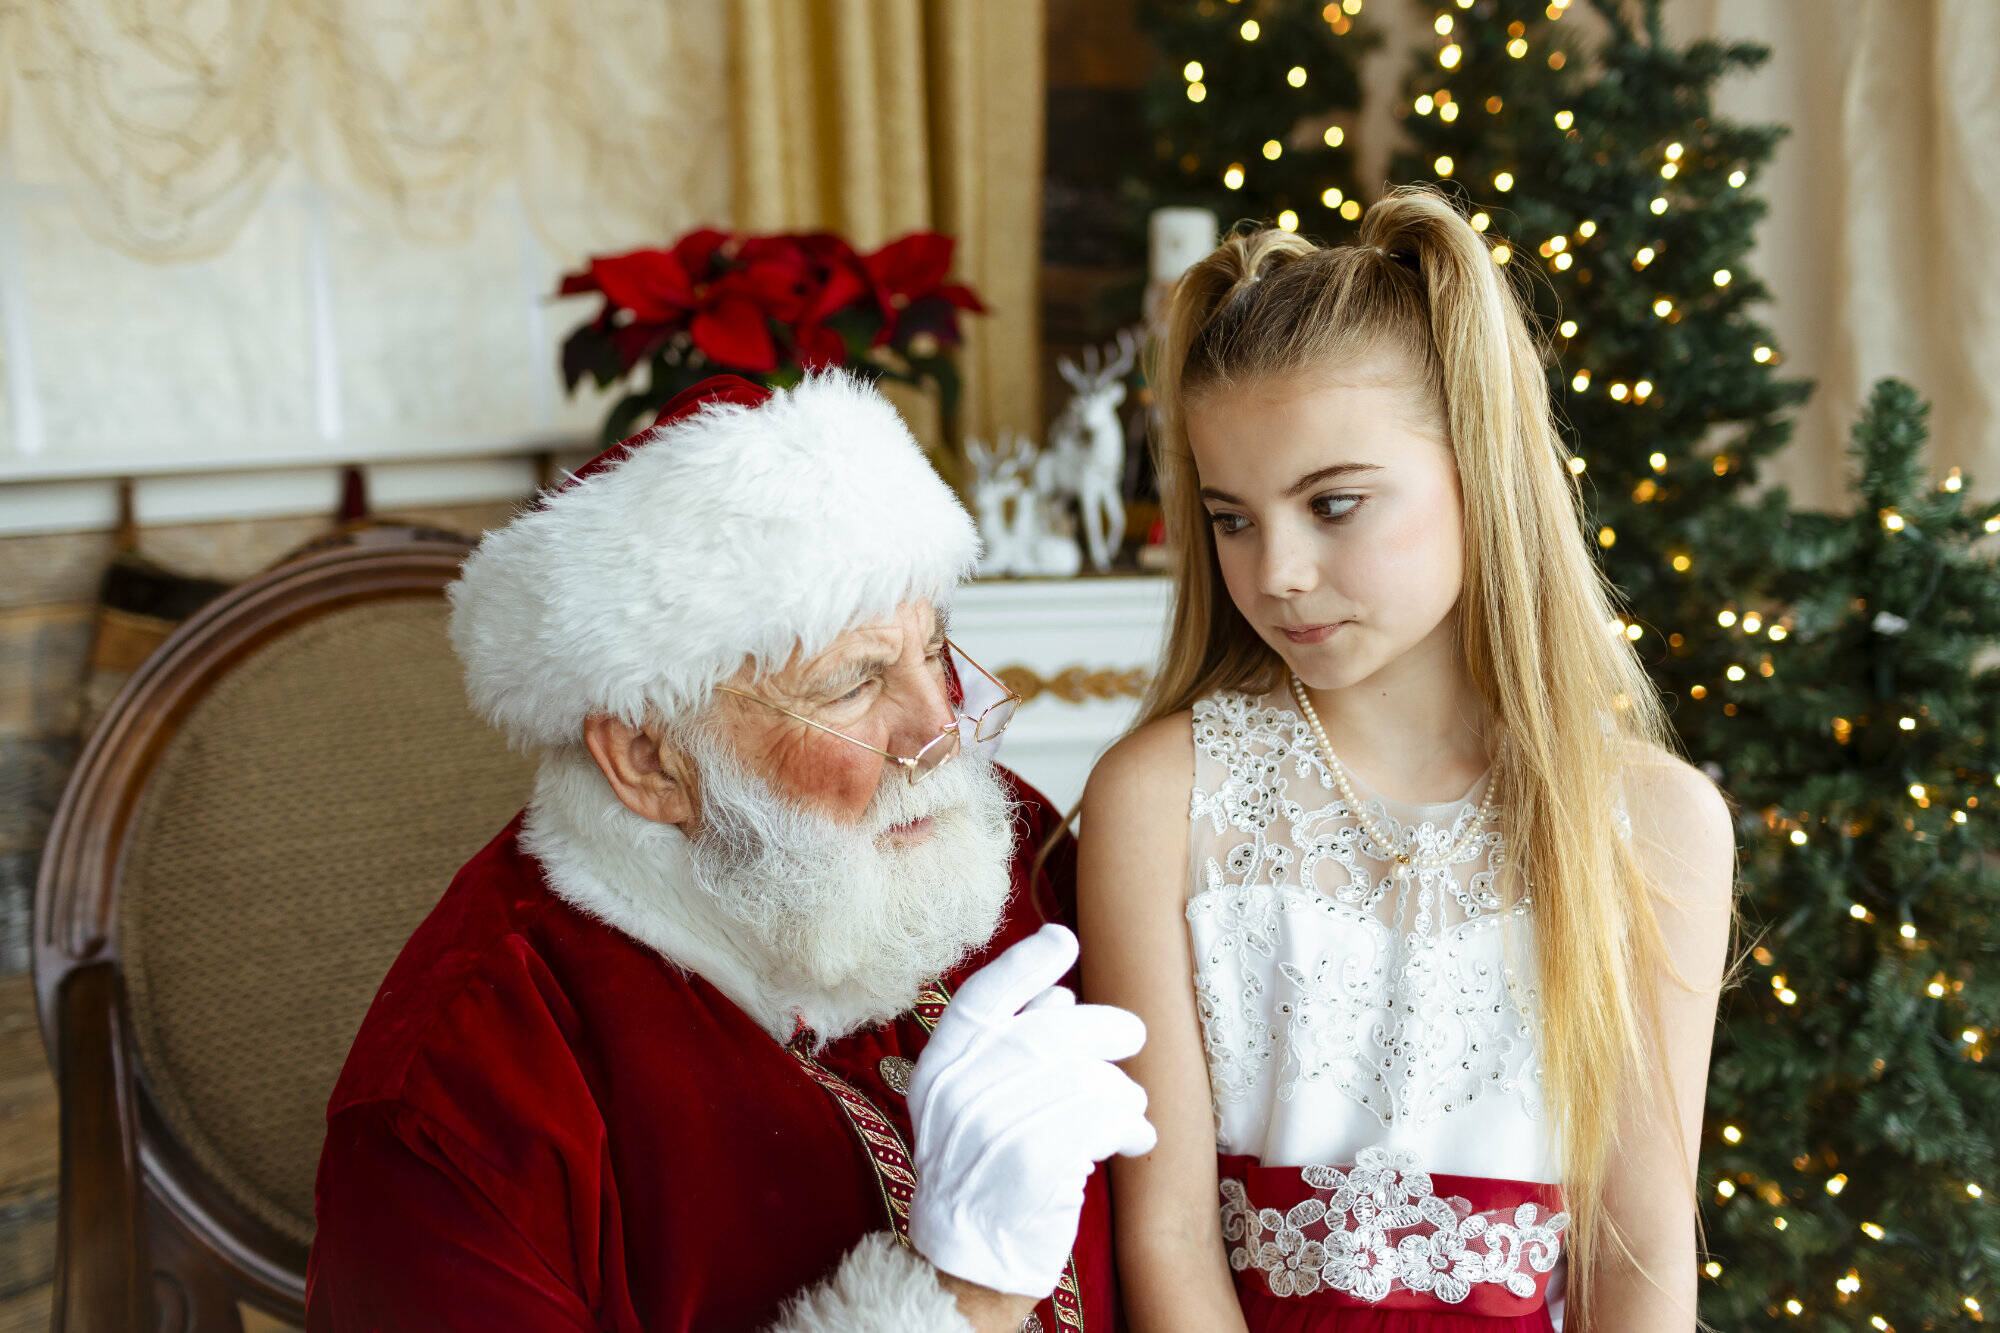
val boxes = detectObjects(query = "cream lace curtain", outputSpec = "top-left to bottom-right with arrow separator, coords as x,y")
1664,0 -> 2000,505
731,0 -> 1046,454
0,0 -> 730,262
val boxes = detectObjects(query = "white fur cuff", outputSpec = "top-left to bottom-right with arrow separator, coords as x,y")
765,1232 -> 974,1333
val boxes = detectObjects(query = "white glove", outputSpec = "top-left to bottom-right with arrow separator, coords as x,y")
906,924 -> 1156,1298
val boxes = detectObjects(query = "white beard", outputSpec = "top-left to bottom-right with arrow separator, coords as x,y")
678,725 -> 1017,1015
521,737 -> 1017,1045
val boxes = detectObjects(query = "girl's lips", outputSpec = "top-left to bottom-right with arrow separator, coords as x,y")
1281,622 -> 1344,645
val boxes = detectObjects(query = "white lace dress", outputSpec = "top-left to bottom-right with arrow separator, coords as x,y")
1187,688 -> 1570,1329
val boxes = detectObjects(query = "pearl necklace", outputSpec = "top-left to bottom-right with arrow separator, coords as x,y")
1287,672 -> 1501,878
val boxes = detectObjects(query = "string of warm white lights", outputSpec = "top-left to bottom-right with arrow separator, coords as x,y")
1185,0 -> 1367,227
1689,469 -> 1999,1325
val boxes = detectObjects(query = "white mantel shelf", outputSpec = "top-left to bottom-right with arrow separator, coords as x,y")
950,575 -> 1174,811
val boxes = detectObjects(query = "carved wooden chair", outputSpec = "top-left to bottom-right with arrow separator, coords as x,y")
34,534 -> 540,1331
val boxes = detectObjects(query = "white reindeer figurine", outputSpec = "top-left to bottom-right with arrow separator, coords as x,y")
966,432 -> 1083,578
966,432 -> 1033,576
1040,328 -> 1139,572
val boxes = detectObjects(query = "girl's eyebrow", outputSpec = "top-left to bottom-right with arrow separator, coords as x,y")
1200,462 -> 1381,505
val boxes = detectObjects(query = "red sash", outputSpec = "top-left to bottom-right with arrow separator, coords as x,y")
1219,1151 -> 1565,1324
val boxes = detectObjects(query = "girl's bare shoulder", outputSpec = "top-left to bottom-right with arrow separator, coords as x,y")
1081,709 -> 1197,834
1619,741 -> 1736,919
1621,742 -> 1732,846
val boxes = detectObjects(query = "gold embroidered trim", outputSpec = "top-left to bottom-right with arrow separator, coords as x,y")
992,665 -> 1149,705
789,1045 -> 918,1240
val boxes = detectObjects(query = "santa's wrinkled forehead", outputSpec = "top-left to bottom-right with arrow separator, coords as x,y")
733,600 -> 949,702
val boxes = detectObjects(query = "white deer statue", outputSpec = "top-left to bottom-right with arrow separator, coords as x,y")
966,432 -> 1033,577
965,431 -> 1081,577
1039,328 -> 1139,572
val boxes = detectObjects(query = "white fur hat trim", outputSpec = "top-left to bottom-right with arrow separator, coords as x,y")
448,371 -> 980,750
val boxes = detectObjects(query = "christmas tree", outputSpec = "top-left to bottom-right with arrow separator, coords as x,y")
1702,380 -> 2000,1328
1387,0 -> 1811,761
1134,0 -> 1376,237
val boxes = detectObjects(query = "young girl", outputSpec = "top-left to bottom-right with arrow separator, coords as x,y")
1078,188 -> 1734,1331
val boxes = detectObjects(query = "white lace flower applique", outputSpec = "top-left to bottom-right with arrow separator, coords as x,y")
1220,1149 -> 1569,1305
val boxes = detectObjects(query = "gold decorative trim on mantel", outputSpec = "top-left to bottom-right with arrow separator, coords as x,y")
995,665 -> 1150,705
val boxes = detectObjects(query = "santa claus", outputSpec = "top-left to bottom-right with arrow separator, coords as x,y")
305,373 -> 1156,1332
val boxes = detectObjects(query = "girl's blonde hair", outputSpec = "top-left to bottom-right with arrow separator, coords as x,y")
1143,186 -> 1684,1311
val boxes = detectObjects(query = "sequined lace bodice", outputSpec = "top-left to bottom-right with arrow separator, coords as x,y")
1186,688 -> 1560,1184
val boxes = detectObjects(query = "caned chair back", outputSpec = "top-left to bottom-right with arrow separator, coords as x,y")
35,537 -> 540,1329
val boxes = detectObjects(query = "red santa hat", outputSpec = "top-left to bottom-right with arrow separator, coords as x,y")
448,371 -> 981,751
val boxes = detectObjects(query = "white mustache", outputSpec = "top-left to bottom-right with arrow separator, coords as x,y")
862,756 -> 976,838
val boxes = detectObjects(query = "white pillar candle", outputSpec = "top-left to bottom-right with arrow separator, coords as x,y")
1148,206 -> 1220,285
1144,207 -> 1220,331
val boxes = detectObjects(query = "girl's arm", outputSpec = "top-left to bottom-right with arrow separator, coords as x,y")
1582,755 -> 1736,1331
1077,714 -> 1250,1333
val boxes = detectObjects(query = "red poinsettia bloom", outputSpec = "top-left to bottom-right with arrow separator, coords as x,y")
557,224 -> 986,422
561,229 -> 820,374
864,232 -> 988,345
777,232 -> 879,368
562,230 -> 714,319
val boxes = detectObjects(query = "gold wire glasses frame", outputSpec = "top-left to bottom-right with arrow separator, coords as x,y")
716,638 -> 1024,785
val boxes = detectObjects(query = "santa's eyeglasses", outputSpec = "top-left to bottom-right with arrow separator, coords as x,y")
717,638 -> 1022,785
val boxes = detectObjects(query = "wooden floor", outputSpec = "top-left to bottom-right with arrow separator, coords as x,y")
0,974 -> 296,1332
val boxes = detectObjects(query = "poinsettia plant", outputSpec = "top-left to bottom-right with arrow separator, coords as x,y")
557,227 -> 987,446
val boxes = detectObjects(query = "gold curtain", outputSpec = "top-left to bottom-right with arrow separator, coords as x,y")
730,0 -> 1047,460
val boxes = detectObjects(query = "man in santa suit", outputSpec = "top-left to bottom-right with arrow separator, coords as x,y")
304,372 -> 1156,1332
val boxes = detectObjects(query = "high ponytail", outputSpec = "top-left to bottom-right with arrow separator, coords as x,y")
1135,186 -> 1696,1318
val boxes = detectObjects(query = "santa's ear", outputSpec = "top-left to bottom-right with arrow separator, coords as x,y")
582,713 -> 698,829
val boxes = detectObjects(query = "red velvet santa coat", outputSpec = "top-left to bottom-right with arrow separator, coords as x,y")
305,768 -> 1115,1332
